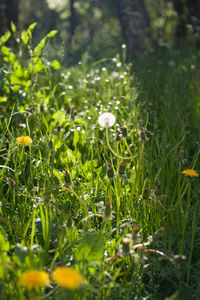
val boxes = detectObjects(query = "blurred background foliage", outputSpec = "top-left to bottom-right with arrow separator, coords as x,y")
0,0 -> 200,64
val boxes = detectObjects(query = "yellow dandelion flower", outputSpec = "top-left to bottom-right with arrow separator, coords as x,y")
20,270 -> 50,290
16,136 -> 32,146
52,267 -> 83,289
182,169 -> 199,177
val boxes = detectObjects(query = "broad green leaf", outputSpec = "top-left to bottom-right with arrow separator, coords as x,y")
28,23 -> 37,31
74,232 -> 105,274
11,21 -> 16,33
12,85 -> 20,92
0,96 -> 7,103
10,74 -> 22,85
9,52 -> 16,64
21,23 -> 37,44
52,110 -> 65,124
0,228 -> 10,278
1,46 -> 9,56
50,60 -> 61,70
60,147 -> 76,165
27,22 -> 37,37
33,62 -> 45,74
14,63 -> 23,78
0,31 -> 11,46
53,169 -> 64,183
21,30 -> 29,45
23,70 -> 29,80
46,30 -> 58,39
73,131 -> 79,147
33,30 -> 58,57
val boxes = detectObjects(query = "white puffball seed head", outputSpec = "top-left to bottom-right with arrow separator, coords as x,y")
98,112 -> 116,128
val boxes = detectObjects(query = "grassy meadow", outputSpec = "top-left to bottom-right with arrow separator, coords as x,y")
0,25 -> 200,299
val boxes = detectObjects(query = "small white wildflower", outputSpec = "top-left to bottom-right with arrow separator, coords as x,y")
98,112 -> 116,128
168,60 -> 175,67
112,71 -> 119,78
122,44 -> 126,48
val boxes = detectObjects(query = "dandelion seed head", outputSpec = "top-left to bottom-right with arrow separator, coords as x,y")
98,112 -> 116,128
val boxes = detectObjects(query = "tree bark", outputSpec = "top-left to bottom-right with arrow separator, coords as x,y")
174,0 -> 187,37
116,0 -> 150,57
69,0 -> 76,45
0,0 -> 7,35
186,0 -> 200,19
5,0 -> 19,31
186,0 -> 200,46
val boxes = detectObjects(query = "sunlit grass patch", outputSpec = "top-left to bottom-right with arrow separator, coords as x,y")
0,25 -> 200,300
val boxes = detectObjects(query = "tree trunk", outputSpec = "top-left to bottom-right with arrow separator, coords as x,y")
69,0 -> 76,45
186,0 -> 200,46
116,0 -> 150,57
186,0 -> 200,19
174,0 -> 187,37
5,0 -> 19,31
0,0 -> 7,35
